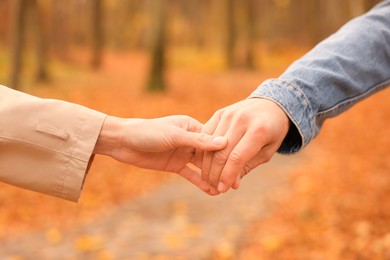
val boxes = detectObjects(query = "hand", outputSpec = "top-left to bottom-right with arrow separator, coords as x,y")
196,98 -> 290,194
94,115 -> 227,192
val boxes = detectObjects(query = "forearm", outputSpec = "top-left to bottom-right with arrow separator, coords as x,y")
251,1 -> 390,154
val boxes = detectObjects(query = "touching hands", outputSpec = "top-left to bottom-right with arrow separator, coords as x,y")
195,98 -> 290,195
94,98 -> 290,195
94,115 -> 227,192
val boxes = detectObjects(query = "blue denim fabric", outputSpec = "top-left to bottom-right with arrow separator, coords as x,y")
250,1 -> 390,154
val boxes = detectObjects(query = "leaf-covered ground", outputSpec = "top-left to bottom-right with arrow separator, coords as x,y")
239,86 -> 390,259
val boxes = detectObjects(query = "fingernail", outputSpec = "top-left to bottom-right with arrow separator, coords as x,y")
212,136 -> 226,146
218,182 -> 225,192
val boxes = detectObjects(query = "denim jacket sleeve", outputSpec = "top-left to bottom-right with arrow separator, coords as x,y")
250,1 -> 390,154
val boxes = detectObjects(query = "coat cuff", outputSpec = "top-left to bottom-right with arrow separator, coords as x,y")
60,112 -> 106,202
249,78 -> 314,154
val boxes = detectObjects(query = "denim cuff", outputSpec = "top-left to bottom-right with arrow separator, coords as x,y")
248,78 -> 314,154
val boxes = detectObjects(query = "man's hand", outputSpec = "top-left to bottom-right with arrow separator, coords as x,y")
93,115 -> 227,193
196,98 -> 290,194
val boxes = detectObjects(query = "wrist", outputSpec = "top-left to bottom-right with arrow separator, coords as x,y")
93,116 -> 124,157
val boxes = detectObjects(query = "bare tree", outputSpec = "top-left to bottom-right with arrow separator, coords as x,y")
184,0 -> 208,49
29,0 -> 48,81
51,1 -> 70,61
10,0 -> 28,89
10,0 -> 48,89
0,1 -> 10,44
364,0 -> 382,11
242,0 -> 256,69
147,0 -> 166,92
225,0 -> 235,68
91,0 -> 103,69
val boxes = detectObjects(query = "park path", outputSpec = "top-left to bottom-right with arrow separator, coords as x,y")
0,154 -> 304,259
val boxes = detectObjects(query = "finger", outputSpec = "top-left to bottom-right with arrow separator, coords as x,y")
194,113 -> 221,169
217,132 -> 266,193
230,145 -> 275,191
182,116 -> 203,132
207,121 -> 246,190
232,175 -> 241,190
202,118 -> 231,186
209,186 -> 220,196
198,112 -> 224,183
174,130 -> 227,151
164,115 -> 202,131
177,164 -> 211,194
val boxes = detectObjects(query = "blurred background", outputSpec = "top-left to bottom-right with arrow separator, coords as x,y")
0,0 -> 389,259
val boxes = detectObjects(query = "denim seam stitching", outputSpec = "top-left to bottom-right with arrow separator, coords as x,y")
274,79 -> 314,115
316,77 -> 390,117
273,78 -> 315,143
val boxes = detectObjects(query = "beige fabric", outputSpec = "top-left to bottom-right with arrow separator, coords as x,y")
0,85 -> 106,202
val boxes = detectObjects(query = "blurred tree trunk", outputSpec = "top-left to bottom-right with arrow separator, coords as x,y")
319,0 -> 344,37
365,0 -> 381,11
195,0 -> 208,49
147,0 -> 166,92
52,1 -> 70,61
91,0 -> 103,69
348,0 -> 365,17
29,0 -> 48,81
10,0 -> 28,89
186,0 -> 207,49
0,1 -> 10,44
113,1 -> 141,50
307,0 -> 323,44
242,0 -> 256,69
225,0 -> 235,68
10,0 -> 48,89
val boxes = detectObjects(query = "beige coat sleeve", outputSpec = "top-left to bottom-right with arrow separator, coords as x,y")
0,85 -> 106,202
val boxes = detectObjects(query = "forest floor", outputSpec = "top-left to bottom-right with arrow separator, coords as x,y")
0,151 -> 303,259
0,48 -> 389,259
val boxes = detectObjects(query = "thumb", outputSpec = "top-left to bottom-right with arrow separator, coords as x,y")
174,130 -> 227,151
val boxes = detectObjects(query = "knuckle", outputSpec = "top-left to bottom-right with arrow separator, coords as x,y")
178,115 -> 192,125
213,151 -> 229,165
215,109 -> 225,116
181,115 -> 191,121
228,151 -> 244,165
198,133 -> 209,143
221,110 -> 236,122
255,120 -> 271,133
201,168 -> 210,177
252,123 -> 272,144
236,111 -> 250,122
210,110 -> 224,122
209,174 -> 220,184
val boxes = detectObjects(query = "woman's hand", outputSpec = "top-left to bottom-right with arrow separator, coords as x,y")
94,115 -> 227,192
